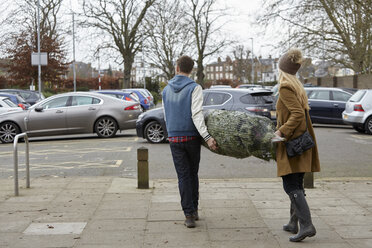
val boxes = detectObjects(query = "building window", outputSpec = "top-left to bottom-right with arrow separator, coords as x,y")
220,73 -> 223,78
211,74 -> 214,80
219,66 -> 223,72
230,65 -> 233,71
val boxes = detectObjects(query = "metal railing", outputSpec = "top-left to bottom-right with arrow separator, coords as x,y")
13,133 -> 30,196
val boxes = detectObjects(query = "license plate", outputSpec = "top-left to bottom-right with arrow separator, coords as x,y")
343,114 -> 348,119
270,111 -> 276,117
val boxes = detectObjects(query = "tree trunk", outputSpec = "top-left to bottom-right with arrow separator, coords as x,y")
196,58 -> 204,88
123,57 -> 134,89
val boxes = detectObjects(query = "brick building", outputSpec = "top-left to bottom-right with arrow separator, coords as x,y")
205,56 -> 279,85
205,56 -> 234,82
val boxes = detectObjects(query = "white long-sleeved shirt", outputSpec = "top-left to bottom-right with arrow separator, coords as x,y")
191,85 -> 211,141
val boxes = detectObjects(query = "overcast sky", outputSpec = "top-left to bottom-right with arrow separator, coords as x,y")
219,0 -> 280,59
2,0 -> 281,70
63,0 -> 280,70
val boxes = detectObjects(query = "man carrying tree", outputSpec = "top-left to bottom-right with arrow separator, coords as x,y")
162,55 -> 217,228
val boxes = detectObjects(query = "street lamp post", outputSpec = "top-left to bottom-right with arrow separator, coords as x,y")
72,12 -> 76,92
37,0 -> 41,94
249,38 -> 254,83
98,49 -> 101,90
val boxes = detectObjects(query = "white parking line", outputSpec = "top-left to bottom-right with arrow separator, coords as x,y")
351,135 -> 372,140
1,159 -> 124,172
348,135 -> 372,145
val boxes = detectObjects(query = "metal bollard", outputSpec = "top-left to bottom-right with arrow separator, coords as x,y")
137,147 -> 149,189
304,172 -> 314,189
13,133 -> 30,196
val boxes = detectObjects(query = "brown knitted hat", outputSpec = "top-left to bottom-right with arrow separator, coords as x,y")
279,48 -> 303,75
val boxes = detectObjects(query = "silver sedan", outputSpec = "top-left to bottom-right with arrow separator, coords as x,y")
0,92 -> 142,143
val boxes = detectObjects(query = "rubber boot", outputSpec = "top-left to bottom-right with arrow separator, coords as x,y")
283,201 -> 298,234
289,190 -> 316,242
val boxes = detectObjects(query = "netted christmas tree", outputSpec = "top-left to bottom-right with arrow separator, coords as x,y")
203,110 -> 276,161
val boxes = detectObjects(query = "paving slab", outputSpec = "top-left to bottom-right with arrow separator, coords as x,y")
0,177 -> 371,248
85,219 -> 147,232
78,231 -> 144,246
346,239 -> 372,248
145,220 -> 207,233
23,222 -> 87,235
12,234 -> 79,248
334,225 -> 372,239
143,231 -> 209,247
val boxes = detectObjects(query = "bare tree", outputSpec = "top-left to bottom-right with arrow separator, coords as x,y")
4,0 -> 67,90
232,45 -> 252,83
0,0 -> 11,50
4,0 -> 63,40
259,0 -> 371,74
145,0 -> 194,80
187,0 -> 229,87
82,0 -> 156,88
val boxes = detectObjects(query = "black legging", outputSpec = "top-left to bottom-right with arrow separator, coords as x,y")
282,173 -> 305,195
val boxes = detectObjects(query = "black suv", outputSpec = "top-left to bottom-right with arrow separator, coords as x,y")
136,88 -> 276,143
0,89 -> 45,106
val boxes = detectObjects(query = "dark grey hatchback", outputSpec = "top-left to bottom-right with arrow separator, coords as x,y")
136,88 -> 276,143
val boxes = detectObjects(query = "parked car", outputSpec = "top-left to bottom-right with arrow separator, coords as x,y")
0,92 -> 142,143
95,90 -> 138,102
236,84 -> 264,89
122,89 -> 152,111
342,89 -> 372,134
305,87 -> 353,124
130,88 -> 155,107
136,88 -> 276,143
0,89 -> 45,105
0,96 -> 23,114
210,85 -> 232,89
0,93 -> 30,110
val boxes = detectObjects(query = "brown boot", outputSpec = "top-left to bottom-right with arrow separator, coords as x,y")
184,216 -> 196,228
193,211 -> 199,221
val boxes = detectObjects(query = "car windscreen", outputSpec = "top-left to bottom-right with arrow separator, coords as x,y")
3,98 -> 17,107
349,90 -> 366,102
18,91 -> 34,100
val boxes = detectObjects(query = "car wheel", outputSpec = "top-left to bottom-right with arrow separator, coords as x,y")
365,116 -> 372,135
353,125 -> 365,134
95,117 -> 118,138
144,121 -> 165,143
0,122 -> 20,143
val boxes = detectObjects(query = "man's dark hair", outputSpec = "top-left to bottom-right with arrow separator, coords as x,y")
177,56 -> 194,74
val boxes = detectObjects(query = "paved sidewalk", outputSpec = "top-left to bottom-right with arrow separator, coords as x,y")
0,176 -> 371,248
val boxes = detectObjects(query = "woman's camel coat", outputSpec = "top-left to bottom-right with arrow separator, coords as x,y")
276,82 -> 320,177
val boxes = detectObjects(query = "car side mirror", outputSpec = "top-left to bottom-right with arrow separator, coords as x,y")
34,106 -> 43,112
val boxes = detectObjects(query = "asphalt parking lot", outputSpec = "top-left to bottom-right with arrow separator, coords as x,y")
0,125 -> 371,180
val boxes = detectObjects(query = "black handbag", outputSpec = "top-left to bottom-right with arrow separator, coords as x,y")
285,110 -> 315,158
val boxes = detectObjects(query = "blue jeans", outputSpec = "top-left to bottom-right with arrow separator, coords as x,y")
169,138 -> 201,216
